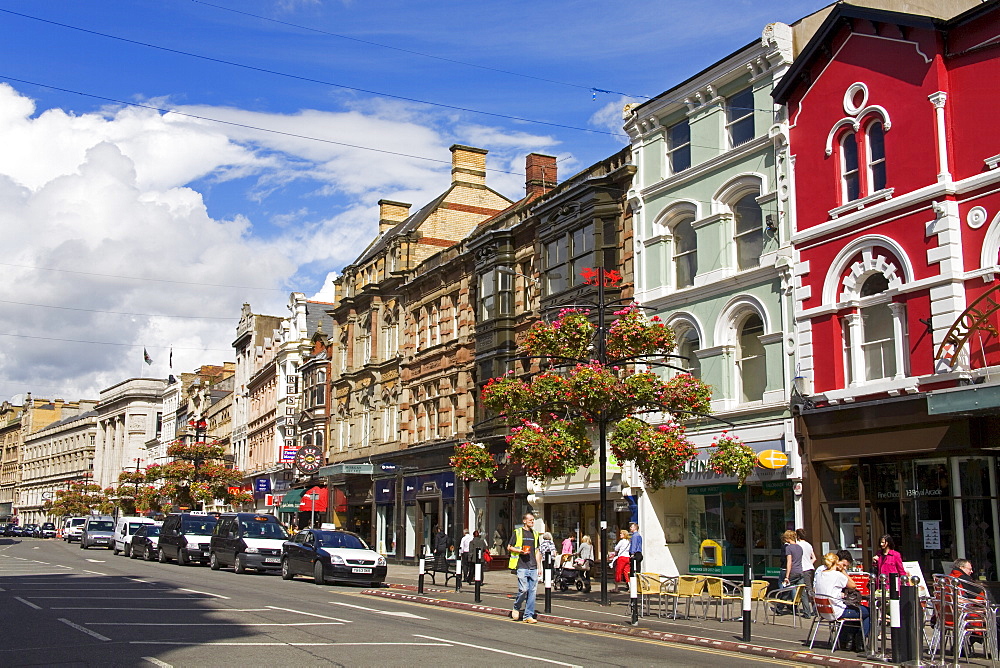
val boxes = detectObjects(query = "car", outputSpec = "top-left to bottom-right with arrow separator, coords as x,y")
113,516 -> 157,555
9,525 -> 26,537
22,523 -> 39,538
64,517 -> 87,542
210,513 -> 288,574
1,524 -> 15,536
80,516 -> 115,549
157,512 -> 218,566
280,528 -> 387,586
38,522 -> 57,538
128,523 -> 162,560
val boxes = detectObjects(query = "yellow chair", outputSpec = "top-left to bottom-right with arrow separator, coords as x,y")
763,584 -> 807,627
750,580 -> 770,622
636,572 -> 671,617
663,575 -> 706,619
702,576 -> 743,622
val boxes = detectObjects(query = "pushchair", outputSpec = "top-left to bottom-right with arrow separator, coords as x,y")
556,554 -> 586,592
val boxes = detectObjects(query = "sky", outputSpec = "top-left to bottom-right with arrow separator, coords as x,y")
0,0 -> 833,402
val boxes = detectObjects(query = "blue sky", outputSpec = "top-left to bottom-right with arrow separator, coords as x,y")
0,0 -> 832,400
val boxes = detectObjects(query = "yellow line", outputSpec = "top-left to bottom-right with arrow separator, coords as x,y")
348,593 -> 812,666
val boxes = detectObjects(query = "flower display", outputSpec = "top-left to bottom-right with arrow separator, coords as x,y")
481,373 -> 532,415
521,309 -> 594,360
659,373 -> 714,416
606,305 -> 675,360
506,419 -> 594,479
609,417 -> 697,490
707,432 -> 757,487
450,442 -> 498,481
140,439 -> 246,510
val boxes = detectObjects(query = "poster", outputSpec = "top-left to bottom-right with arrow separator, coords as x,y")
922,520 -> 941,550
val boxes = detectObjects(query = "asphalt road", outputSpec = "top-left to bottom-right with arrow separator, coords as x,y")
0,536 -> 795,667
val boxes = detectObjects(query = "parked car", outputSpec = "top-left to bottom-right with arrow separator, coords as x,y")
157,512 -> 218,566
38,522 -> 57,538
210,513 -> 288,574
280,528 -> 387,586
128,523 -> 162,560
64,517 -> 87,542
80,516 -> 115,549
22,523 -> 39,537
113,516 -> 157,555
9,525 -> 26,537
1,523 -> 14,536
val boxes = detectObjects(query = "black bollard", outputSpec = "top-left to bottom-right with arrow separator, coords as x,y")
630,555 -> 639,625
417,547 -> 426,595
543,552 -> 553,614
742,564 -> 752,642
474,547 -> 483,603
889,573 -> 901,663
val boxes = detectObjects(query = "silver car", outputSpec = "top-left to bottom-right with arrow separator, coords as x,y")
80,516 -> 115,549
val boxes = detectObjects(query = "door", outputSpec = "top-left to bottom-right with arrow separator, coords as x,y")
421,500 -> 439,557
750,506 -> 786,575
404,504 -> 417,558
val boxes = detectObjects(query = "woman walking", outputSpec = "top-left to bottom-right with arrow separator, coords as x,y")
612,529 -> 631,591
577,535 -> 594,592
872,534 -> 907,586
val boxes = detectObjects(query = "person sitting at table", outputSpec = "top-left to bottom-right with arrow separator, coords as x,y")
814,551 -> 870,652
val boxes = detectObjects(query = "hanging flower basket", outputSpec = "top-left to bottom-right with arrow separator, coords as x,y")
609,417 -> 696,491
506,419 -> 594,479
450,442 -> 498,482
521,308 -> 594,360
606,305 -> 675,360
659,373 -> 714,416
707,432 -> 757,487
481,373 -> 532,415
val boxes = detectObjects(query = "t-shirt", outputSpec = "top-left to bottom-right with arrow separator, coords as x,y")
798,539 -> 816,571
784,542 -> 804,576
509,527 -> 537,570
813,568 -> 849,617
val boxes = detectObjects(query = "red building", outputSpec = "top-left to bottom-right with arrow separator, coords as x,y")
773,2 -> 1000,578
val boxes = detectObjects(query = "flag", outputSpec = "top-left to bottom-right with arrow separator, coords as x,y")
143,348 -> 153,365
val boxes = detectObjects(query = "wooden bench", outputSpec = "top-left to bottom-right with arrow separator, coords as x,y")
425,556 -> 461,587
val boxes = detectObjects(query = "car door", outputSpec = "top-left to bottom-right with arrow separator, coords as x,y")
290,531 -> 312,574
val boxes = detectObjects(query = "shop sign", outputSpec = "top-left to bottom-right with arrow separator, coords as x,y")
379,462 -> 398,473
762,479 -> 793,491
281,445 -> 298,462
614,500 -> 630,512
254,478 -> 271,493
757,450 -> 788,469
687,484 -> 741,495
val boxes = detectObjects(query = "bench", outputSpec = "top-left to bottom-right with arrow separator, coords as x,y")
425,555 -> 461,587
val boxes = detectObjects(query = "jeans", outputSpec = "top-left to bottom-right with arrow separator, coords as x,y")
515,568 -> 538,620
801,570 -> 814,615
840,604 -> 871,638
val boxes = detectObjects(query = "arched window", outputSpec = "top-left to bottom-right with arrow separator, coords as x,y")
737,314 -> 766,403
860,274 -> 895,381
314,431 -> 324,450
841,132 -> 860,203
675,328 -> 701,379
672,216 -> 697,288
733,193 -> 763,271
866,122 -> 886,193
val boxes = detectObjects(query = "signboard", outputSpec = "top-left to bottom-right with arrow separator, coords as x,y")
294,445 -> 324,475
281,446 -> 298,462
264,494 -> 281,507
757,450 -> 788,469
227,486 -> 241,496
255,478 -> 271,493
922,520 -> 941,550
379,462 -> 398,473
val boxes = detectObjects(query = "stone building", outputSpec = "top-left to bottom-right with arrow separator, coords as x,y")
94,379 -> 166,488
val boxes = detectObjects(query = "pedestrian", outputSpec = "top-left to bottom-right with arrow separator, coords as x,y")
470,530 -> 489,584
629,522 -> 643,574
612,529 -> 631,591
433,524 -> 450,571
508,512 -> 540,624
777,529 -> 804,613
539,532 -> 557,566
561,534 -> 575,558
796,528 -> 816,617
577,535 -> 594,592
459,528 -> 473,583
872,535 -> 906,587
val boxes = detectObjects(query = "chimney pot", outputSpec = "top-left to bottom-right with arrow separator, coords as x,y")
450,144 -> 488,186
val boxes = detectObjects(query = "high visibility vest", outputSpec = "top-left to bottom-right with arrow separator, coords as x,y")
507,526 -> 539,570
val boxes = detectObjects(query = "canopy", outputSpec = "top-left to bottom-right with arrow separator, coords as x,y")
299,486 -> 328,512
277,488 -> 305,513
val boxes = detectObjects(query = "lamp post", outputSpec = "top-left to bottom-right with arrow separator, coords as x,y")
305,492 -> 320,529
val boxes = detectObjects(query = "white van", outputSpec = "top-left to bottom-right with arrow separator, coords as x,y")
63,517 -> 87,543
113,516 -> 157,555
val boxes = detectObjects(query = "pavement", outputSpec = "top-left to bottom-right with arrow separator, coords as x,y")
364,565 -> 919,668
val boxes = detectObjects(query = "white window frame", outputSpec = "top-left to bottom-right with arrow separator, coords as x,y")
725,87 -> 755,148
666,118 -> 691,174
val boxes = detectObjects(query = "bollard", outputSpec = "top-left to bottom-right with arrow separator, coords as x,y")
877,574 -> 889,660
742,564 -> 752,642
897,576 -> 924,666
889,573 -> 901,663
629,555 -> 639,626
417,547 -> 426,595
474,547 -> 483,604
951,575 -> 961,668
543,552 -> 553,614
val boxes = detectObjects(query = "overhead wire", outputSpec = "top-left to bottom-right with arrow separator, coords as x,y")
0,261 -> 287,292
0,332 -> 232,352
0,298 -> 235,320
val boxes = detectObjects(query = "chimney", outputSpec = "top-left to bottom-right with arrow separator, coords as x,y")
450,145 -> 488,186
378,199 -> 411,234
525,153 -> 557,198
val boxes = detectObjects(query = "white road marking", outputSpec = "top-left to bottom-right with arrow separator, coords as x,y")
142,657 -> 172,668
178,588 -> 229,599
89,622 -> 344,627
58,618 -> 111,642
130,641 -> 448,647
52,607 -> 272,611
84,559 -> 106,563
27,596 -> 215,599
6,587 -> 172,591
415,635 -> 582,667
266,606 -> 352,622
82,570 -> 107,576
330,601 -> 427,619
32,560 -> 49,564
13,596 -> 41,610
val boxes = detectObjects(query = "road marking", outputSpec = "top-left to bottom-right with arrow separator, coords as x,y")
142,657 -> 172,668
330,601 -> 427,619
85,559 -> 106,563
52,607 -> 272,611
5,587 -> 172,591
82,570 -> 107,576
58,618 -> 111,642
130,641 -> 449,647
27,596 -> 216,599
13,596 -> 41,610
415,635 -> 581,667
178,588 -> 229,599
89,622 -> 344,627
32,560 -> 50,564
266,606 -> 352,622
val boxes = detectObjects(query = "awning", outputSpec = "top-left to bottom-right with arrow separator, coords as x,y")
299,486 -> 328,512
277,488 -> 305,512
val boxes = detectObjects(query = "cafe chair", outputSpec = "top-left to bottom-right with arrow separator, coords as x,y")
701,576 -> 743,622
636,572 -> 669,617
749,579 -> 770,622
808,594 -> 866,654
763,583 -> 806,627
929,574 -> 999,665
662,574 -> 706,619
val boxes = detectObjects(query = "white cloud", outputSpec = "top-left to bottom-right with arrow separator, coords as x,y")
588,96 -> 636,142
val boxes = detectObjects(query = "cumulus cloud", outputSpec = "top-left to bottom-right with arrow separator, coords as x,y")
588,96 -> 636,142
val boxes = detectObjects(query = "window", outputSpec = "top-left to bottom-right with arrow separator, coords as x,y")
737,314 -> 765,403
570,225 -> 596,286
544,236 -> 569,294
667,119 -> 691,173
479,269 -> 513,321
449,294 -> 460,340
675,328 -> 701,379
544,224 -> 595,296
733,193 -> 763,271
672,216 -> 697,288
383,310 -> 399,358
429,307 -> 439,346
860,274 -> 896,381
726,87 -> 755,148
841,132 -> 860,203
867,122 -> 886,192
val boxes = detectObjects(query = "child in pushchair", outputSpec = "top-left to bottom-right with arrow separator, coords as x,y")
556,553 -> 586,591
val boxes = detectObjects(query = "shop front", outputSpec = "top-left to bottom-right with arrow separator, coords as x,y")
402,471 -> 456,560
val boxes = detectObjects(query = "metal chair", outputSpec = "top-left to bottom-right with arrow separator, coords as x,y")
749,580 -> 770,622
763,583 -> 806,627
636,572 -> 669,617
662,574 -> 706,619
929,574 -> 999,666
701,576 -> 743,622
807,594 -> 865,654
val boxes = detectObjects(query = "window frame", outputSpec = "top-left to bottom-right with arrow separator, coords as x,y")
666,118 -> 691,174
725,87 -> 755,148
866,121 -> 887,193
732,191 -> 764,272
735,313 -> 766,403
670,215 -> 697,289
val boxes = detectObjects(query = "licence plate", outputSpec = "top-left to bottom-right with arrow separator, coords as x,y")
264,557 -> 280,563
352,567 -> 372,574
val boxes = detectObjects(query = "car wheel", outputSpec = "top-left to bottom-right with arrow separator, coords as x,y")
129,544 -> 137,559
313,561 -> 326,585
210,552 -> 221,571
234,554 -> 247,574
113,545 -> 121,555
158,547 -> 169,563
80,542 -> 87,549
281,558 -> 294,580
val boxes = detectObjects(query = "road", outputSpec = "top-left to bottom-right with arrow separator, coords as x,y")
0,536 -> 792,667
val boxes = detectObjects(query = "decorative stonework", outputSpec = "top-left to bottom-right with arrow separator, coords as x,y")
968,206 -> 988,230
824,82 -> 891,157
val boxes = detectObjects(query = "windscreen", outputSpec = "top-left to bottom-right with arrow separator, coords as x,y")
315,531 -> 368,550
240,518 -> 288,539
181,518 -> 218,535
88,521 -> 114,532
127,523 -> 146,534
70,518 -> 86,527
145,526 -> 161,537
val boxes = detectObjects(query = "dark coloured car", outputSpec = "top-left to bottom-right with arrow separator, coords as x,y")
157,513 -> 218,566
22,524 -> 39,538
281,529 -> 387,586
210,513 -> 288,574
38,522 -> 57,538
128,524 -> 162,561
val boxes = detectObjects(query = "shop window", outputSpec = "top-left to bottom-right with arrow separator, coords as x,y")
672,215 -> 697,288
733,192 -> 763,271
667,119 -> 691,174
726,87 -> 755,148
737,314 -> 766,403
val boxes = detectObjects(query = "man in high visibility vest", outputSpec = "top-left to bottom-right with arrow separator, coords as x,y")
507,512 -> 540,623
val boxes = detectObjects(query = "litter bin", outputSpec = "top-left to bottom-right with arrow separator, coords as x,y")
892,582 -> 920,664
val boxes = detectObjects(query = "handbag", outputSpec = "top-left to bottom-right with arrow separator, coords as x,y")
483,551 -> 492,564
842,588 -> 863,606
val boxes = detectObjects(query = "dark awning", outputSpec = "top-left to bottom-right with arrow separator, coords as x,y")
277,488 -> 305,512
299,486 -> 328,512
